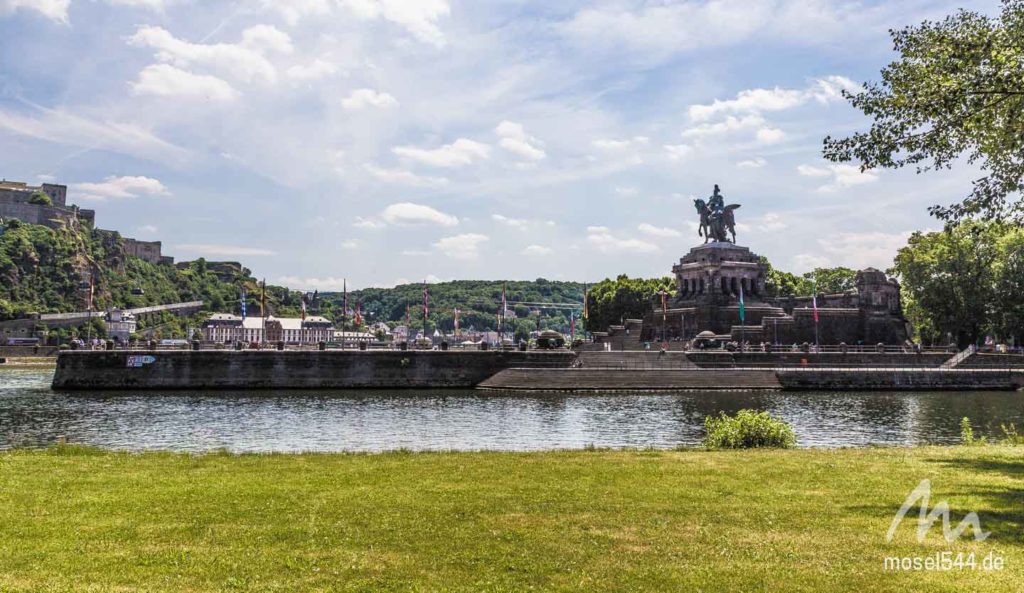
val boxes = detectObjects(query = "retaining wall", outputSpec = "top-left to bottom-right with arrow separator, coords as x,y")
51,350 -> 577,390
776,369 -> 1016,391
687,352 -> 952,368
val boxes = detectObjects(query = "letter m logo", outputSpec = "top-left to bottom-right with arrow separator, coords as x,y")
886,479 -> 990,543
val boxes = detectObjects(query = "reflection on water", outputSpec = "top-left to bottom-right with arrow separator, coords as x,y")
1,368 -> 1022,452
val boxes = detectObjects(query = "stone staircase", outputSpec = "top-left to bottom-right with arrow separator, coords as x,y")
576,351 -> 698,369
478,368 -> 782,391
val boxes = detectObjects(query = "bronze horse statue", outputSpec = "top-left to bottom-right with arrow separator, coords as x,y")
693,198 -> 740,243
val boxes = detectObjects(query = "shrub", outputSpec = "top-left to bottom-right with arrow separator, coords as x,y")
702,410 -> 796,449
28,191 -> 52,206
999,423 -> 1024,445
959,417 -> 989,445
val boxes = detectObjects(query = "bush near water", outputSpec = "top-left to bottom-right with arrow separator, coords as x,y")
702,410 -> 797,449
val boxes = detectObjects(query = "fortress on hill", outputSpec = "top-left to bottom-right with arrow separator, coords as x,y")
601,185 -> 911,348
0,178 -> 172,266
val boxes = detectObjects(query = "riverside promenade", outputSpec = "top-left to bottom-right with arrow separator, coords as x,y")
50,348 -> 1024,391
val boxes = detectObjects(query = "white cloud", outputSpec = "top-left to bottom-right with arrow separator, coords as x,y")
791,230 -> 911,272
592,136 -> 648,151
137,224 -> 159,234
615,186 -> 638,197
260,0 -> 332,25
521,244 -> 553,256
106,0 -> 173,9
175,243 -> 275,256
586,227 -> 658,254
689,87 -> 806,122
72,175 -> 170,201
352,216 -> 385,229
664,144 -> 693,161
393,138 -> 490,168
492,214 -> 527,229
286,59 -> 338,82
277,275 -> 349,291
339,0 -> 451,47
433,233 -> 488,260
798,163 -> 879,192
341,239 -> 360,249
128,25 -> 290,84
637,223 -> 681,238
681,114 -> 766,140
792,253 -> 831,272
495,120 -> 546,161
0,106 -> 187,164
796,164 -> 831,177
364,164 -> 448,187
130,64 -> 238,101
755,127 -> 785,144
341,88 -> 398,109
737,157 -> 766,169
0,0 -> 69,22
754,212 -> 787,232
380,202 -> 458,226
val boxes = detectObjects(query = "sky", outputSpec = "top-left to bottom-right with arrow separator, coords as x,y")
0,0 -> 1002,290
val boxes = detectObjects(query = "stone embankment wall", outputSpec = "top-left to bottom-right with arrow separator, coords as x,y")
52,350 -> 577,390
775,369 -> 1016,391
687,352 -> 953,368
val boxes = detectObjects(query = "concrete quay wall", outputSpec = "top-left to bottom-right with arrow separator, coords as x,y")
51,350 -> 577,390
776,369 -> 1019,391
687,352 -> 953,368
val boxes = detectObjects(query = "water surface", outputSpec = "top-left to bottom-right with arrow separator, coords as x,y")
1,368 -> 1021,452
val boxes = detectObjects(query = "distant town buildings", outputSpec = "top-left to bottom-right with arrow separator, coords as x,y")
202,313 -> 332,344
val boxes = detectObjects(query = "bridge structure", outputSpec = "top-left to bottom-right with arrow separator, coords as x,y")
36,301 -> 205,328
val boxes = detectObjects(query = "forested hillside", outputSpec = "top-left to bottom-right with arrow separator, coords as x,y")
0,219 -> 299,329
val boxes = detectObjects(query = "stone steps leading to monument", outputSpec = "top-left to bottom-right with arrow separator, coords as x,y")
577,351 -> 698,369
478,368 -> 783,391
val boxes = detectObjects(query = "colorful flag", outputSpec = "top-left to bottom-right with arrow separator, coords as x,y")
240,290 -> 247,320
501,283 -> 507,316
812,275 -> 819,323
343,279 -> 348,323
582,283 -> 589,320
738,283 -> 745,324
301,296 -> 307,321
454,307 -> 461,336
260,279 -> 266,319
354,301 -> 362,326
570,310 -> 576,342
405,304 -> 411,330
422,282 -> 429,318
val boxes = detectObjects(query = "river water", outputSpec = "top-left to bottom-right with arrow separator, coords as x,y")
1,368 -> 1021,452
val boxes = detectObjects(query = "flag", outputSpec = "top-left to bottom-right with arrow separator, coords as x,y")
661,291 -> 668,316
343,279 -> 348,323
454,307 -> 460,336
738,283 -> 745,324
354,301 -> 362,326
301,296 -> 307,321
812,275 -> 819,323
582,283 -> 589,320
260,279 -> 266,319
240,290 -> 247,320
570,310 -> 576,342
501,283 -> 507,316
422,282 -> 429,318
405,304 -> 411,330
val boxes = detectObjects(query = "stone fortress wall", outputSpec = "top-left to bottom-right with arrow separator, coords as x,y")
0,178 -> 173,266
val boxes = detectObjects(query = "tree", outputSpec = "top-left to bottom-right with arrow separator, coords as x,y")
891,222 -> 1002,346
583,275 -> 674,333
803,267 -> 857,294
991,227 -> 1024,344
823,0 -> 1024,223
28,191 -> 52,206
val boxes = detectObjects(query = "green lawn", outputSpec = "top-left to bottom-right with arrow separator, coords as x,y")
0,445 -> 1021,592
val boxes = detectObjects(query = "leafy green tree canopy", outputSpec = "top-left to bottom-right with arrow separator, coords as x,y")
823,0 -> 1024,223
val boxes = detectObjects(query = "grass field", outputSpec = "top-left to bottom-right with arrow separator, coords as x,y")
0,445 -> 1021,592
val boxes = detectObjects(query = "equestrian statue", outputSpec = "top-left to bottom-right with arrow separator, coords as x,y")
693,184 -> 740,243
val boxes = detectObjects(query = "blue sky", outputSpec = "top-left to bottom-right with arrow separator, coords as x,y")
0,0 -> 1000,290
